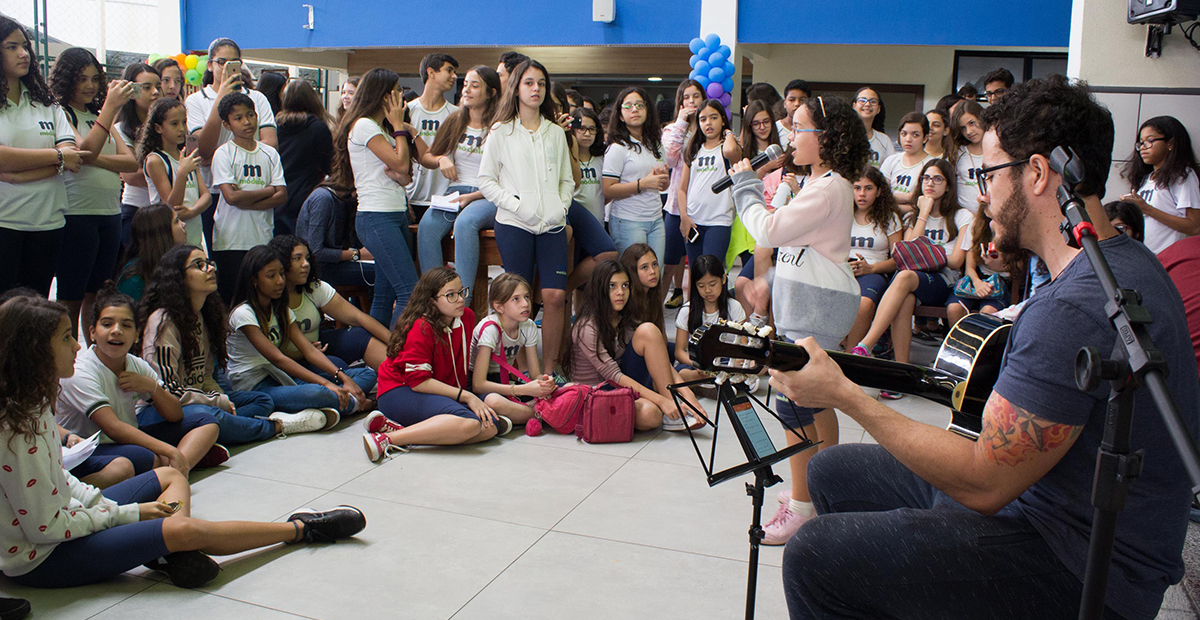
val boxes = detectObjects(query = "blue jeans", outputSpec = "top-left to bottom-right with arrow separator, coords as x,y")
296,363 -> 377,394
318,327 -> 374,367
683,223 -> 732,269
253,370 -> 374,415
357,210 -> 418,327
416,186 -> 497,304
136,400 -> 275,445
609,214 -> 665,264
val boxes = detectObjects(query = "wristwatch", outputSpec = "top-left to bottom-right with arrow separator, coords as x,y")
351,248 -> 360,262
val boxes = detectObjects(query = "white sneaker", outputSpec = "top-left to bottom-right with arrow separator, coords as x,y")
662,413 -> 686,432
318,408 -> 341,430
270,409 -> 327,436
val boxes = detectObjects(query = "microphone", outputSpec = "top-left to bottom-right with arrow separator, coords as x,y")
712,144 -> 784,194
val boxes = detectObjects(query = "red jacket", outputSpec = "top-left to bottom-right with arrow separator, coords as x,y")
378,309 -> 475,396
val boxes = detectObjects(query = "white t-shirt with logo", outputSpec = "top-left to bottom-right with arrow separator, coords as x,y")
849,214 -> 903,264
866,129 -> 895,169
113,121 -> 150,208
185,86 -> 277,189
407,99 -> 457,205
56,347 -> 161,444
684,144 -> 734,226
470,314 -> 540,375
675,298 -> 747,333
227,302 -> 298,392
879,152 -> 932,199
603,138 -> 666,222
283,279 -> 337,357
1138,169 -> 1200,253
0,86 -> 75,231
955,146 -> 982,214
776,120 -> 790,149
452,125 -> 486,189
349,117 -> 408,213
921,208 -> 975,285
210,140 -> 285,251
574,155 -> 604,223
63,107 -> 122,217
146,151 -> 204,248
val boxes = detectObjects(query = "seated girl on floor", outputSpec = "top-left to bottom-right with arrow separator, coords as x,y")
673,254 -> 747,385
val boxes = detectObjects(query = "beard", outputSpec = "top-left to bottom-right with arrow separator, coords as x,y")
993,186 -> 1030,257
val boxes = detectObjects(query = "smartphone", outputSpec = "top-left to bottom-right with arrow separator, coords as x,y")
568,118 -> 583,130
224,60 -> 243,90
166,501 -> 183,514
130,83 -> 148,97
688,227 -> 701,243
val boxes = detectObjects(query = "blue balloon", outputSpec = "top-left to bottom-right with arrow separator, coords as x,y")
695,74 -> 711,88
723,60 -> 735,76
709,51 -> 726,66
717,45 -> 732,59
689,54 -> 700,68
708,67 -> 725,83
689,37 -> 705,54
694,60 -> 711,76
722,77 -> 734,92
689,69 -> 701,80
696,47 -> 711,62
704,33 -> 721,49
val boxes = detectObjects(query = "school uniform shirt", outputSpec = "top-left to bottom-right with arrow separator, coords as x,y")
0,405 -> 139,579
210,140 -> 285,251
776,120 -> 790,149
378,308 -> 476,395
675,298 -> 747,333
451,126 -> 486,189
850,214 -> 903,264
470,313 -> 539,375
603,138 -> 667,222
114,121 -> 149,207
185,86 -> 277,188
1138,169 -> 1200,254
282,280 -> 338,358
478,118 -> 573,234
406,99 -> 457,206
349,117 -> 408,213
685,144 -> 735,227
56,346 -> 161,444
866,129 -> 895,169
921,209 -> 976,285
142,309 -> 233,412
62,107 -> 122,216
0,85 -> 74,231
879,152 -> 933,199
575,155 -> 605,224
145,151 -> 204,248
956,146 -> 982,214
227,302 -> 299,392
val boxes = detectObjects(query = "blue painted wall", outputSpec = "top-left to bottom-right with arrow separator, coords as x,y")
737,0 -> 1070,48
183,0 -> 701,50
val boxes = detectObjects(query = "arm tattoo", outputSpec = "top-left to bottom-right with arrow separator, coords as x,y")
978,394 -> 1083,467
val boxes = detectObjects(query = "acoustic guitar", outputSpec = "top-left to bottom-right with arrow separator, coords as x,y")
686,313 -> 1012,440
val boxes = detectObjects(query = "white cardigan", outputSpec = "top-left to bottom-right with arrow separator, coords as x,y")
478,116 -> 574,235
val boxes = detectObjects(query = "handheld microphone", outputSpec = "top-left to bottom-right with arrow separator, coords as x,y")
712,144 -> 784,194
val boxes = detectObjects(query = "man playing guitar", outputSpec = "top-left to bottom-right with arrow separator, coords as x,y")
770,76 -> 1200,620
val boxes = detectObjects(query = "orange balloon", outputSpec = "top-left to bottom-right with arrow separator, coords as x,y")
175,53 -> 187,65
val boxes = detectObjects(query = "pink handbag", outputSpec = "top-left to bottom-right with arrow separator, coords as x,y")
575,382 -> 636,444
532,383 -> 590,435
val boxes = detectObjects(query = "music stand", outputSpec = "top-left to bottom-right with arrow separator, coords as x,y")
668,376 -> 817,620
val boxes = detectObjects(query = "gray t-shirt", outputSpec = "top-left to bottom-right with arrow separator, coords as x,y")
994,234 -> 1200,620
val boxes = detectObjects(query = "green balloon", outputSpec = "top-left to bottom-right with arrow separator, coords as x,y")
148,53 -> 161,64
198,55 -> 208,67
185,69 -> 201,86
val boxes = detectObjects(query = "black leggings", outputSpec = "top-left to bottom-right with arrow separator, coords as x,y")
0,226 -> 64,297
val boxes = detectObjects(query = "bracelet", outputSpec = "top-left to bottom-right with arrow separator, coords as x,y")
510,383 -> 516,398
636,178 -> 640,192
392,130 -> 410,139
916,216 -> 928,223
94,120 -> 111,135
456,388 -> 463,402
53,147 -> 65,174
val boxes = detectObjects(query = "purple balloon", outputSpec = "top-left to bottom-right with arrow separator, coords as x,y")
719,92 -> 732,108
706,81 -> 724,98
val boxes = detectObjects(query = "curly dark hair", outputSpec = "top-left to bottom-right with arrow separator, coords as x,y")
88,283 -> 138,331
135,98 -> 184,166
142,245 -> 229,370
858,166 -> 901,232
0,17 -> 53,108
804,95 -> 870,181
606,87 -> 663,159
386,267 -> 461,358
49,47 -> 106,114
619,243 -> 664,334
0,295 -> 68,446
980,75 -> 1114,198
268,234 -> 321,295
559,260 -> 637,379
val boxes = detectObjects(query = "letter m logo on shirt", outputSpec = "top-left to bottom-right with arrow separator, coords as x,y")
421,119 -> 440,132
242,164 -> 263,178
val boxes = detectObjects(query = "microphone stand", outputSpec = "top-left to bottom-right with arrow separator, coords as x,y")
1046,147 -> 1200,620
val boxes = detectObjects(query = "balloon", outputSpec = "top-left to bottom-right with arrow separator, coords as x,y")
695,75 -> 711,88
722,78 -> 734,92
704,33 -> 721,49
185,54 -> 198,69
689,54 -> 700,69
718,45 -> 732,59
147,53 -> 161,64
694,60 -> 711,76
696,47 -> 711,62
709,51 -> 725,66
706,82 -> 724,98
185,69 -> 201,86
723,60 -> 735,76
689,37 -> 706,54
708,67 -> 725,83
175,53 -> 187,65
719,92 -> 732,108
198,55 -> 208,68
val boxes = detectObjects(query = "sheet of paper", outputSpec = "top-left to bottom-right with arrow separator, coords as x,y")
62,431 -> 101,472
430,192 -> 461,212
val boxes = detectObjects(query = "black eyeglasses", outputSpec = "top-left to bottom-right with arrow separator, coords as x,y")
436,287 -> 470,303
1113,224 -> 1130,234
187,258 -> 217,272
975,158 -> 1029,196
1135,137 -> 1166,150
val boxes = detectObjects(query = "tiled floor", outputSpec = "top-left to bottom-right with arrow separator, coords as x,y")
0,320 -> 1195,618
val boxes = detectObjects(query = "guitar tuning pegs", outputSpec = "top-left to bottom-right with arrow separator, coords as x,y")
714,372 -> 730,385
725,320 -> 744,331
756,325 -> 773,338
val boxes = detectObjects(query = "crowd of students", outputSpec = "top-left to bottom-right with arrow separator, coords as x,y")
1,19 -> 1199,609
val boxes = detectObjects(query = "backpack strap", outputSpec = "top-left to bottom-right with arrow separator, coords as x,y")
479,320 -> 531,400
156,151 -> 174,187
62,105 -> 78,129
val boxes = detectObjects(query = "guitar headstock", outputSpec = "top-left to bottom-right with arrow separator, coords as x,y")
688,320 -> 776,374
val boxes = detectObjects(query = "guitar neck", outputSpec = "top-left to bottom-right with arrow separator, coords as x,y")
767,340 -> 959,408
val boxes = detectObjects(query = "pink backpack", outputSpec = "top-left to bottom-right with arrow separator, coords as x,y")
576,382 -> 636,444
531,383 -> 590,435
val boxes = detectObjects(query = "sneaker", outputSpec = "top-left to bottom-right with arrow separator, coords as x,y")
363,411 -> 403,434
195,443 -> 229,468
766,490 -> 793,526
685,413 -> 706,431
880,390 -> 905,400
0,597 -> 29,620
661,413 -> 687,431
269,409 -> 327,436
850,345 -> 871,357
287,505 -> 367,543
143,551 -> 220,588
495,415 -> 514,436
664,290 -> 684,309
363,432 -> 408,462
318,407 -> 340,431
762,506 -> 813,545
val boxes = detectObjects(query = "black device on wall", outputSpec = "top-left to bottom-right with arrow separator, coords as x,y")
1128,0 -> 1199,24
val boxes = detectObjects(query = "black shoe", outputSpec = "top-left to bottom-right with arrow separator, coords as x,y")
288,505 -> 366,543
664,290 -> 684,309
144,551 -> 220,588
0,598 -> 30,620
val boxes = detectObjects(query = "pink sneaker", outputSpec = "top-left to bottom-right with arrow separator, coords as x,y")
766,489 -> 793,526
850,345 -> 871,357
363,411 -> 403,434
762,506 -> 813,546
880,391 -> 905,400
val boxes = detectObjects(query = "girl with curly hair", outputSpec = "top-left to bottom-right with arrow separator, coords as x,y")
729,94 -> 869,546
844,166 -> 905,350
139,98 -> 211,249
0,18 -> 85,296
49,47 -> 139,337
